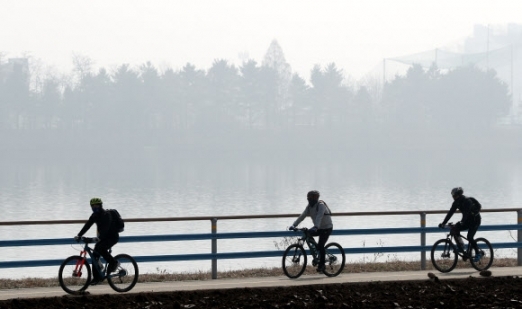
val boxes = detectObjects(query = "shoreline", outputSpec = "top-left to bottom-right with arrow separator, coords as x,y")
0,258 -> 517,290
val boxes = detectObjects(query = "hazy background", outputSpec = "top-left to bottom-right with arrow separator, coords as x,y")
2,0 -> 522,79
1,0 -> 522,277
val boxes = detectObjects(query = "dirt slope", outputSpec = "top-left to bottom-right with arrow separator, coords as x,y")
1,276 -> 522,308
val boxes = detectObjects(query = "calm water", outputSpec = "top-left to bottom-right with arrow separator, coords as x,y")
1,151 -> 521,278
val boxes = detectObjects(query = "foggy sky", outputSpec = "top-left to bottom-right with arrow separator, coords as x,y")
2,0 -> 522,80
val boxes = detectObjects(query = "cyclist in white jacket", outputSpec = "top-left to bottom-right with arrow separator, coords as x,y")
291,190 -> 333,272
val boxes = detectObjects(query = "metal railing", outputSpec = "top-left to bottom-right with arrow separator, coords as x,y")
1,208 -> 521,279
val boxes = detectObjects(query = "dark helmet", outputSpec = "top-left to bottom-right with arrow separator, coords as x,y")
451,187 -> 463,197
90,197 -> 103,206
307,190 -> 320,197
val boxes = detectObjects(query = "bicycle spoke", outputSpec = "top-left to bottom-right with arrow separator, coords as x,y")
323,243 -> 345,277
58,256 -> 91,294
282,244 -> 307,279
107,254 -> 139,292
431,239 -> 458,273
470,238 -> 494,271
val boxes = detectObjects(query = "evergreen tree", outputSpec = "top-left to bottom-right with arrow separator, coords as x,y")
287,73 -> 311,127
262,40 -> 292,127
205,59 -> 241,131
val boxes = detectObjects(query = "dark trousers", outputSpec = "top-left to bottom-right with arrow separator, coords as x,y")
452,215 -> 481,254
93,234 -> 119,278
310,228 -> 333,266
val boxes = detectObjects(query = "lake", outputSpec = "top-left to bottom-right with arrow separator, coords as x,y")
1,150 -> 521,278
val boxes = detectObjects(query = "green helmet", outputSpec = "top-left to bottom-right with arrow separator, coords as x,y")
90,197 -> 103,206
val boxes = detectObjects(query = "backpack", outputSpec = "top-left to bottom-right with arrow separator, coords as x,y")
108,209 -> 125,233
468,197 -> 482,213
320,200 -> 332,215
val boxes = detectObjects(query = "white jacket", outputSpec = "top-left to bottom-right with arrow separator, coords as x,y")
293,200 -> 333,229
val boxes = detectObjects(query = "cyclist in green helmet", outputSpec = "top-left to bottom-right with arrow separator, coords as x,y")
75,198 -> 121,285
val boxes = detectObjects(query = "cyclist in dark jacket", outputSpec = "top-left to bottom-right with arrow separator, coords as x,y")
75,197 -> 120,284
439,187 -> 482,261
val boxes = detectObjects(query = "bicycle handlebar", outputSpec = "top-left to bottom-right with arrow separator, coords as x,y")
77,236 -> 99,244
440,222 -> 455,230
289,226 -> 308,232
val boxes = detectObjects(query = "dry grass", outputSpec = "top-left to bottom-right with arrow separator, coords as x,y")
0,258 -> 517,290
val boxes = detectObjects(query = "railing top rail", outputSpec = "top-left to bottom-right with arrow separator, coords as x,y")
2,224 -> 521,247
1,208 -> 520,226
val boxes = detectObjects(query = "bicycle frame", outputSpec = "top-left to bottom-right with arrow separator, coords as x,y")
443,224 -> 474,258
74,240 -> 114,280
283,227 -> 345,279
297,229 -> 333,266
431,222 -> 493,273
294,229 -> 321,264
60,236 -> 139,294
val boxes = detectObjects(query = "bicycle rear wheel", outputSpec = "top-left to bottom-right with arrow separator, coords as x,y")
107,254 -> 139,292
58,255 -> 91,294
282,244 -> 307,279
323,242 -> 345,277
470,237 -> 494,271
431,239 -> 458,273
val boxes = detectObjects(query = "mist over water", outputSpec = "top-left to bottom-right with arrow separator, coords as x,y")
3,149 -> 521,220
1,149 -> 521,279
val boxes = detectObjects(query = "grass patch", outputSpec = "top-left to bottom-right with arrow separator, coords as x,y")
0,258 -> 517,290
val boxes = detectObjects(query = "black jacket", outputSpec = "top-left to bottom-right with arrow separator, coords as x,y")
442,195 -> 480,225
78,209 -> 118,240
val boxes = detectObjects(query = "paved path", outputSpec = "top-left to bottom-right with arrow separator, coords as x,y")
1,266 -> 521,300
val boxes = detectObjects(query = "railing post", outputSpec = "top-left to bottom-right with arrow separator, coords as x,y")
518,211 -> 522,266
420,212 -> 426,270
211,218 -> 218,279
517,209 -> 522,266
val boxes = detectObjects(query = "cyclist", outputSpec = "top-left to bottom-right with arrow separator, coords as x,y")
290,190 -> 333,272
75,197 -> 120,285
439,187 -> 482,261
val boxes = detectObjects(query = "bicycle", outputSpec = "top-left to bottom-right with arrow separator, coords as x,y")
58,236 -> 139,294
431,223 -> 493,273
282,227 -> 345,278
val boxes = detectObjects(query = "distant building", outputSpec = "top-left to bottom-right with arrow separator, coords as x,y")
386,24 -> 522,124
465,24 -> 522,123
0,57 -> 29,83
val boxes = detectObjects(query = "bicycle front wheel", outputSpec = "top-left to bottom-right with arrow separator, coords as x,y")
282,244 -> 307,279
323,242 -> 345,277
107,254 -> 139,292
431,239 -> 458,273
58,255 -> 91,294
470,237 -> 494,271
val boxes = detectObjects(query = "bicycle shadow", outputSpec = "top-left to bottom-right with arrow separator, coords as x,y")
279,275 -> 335,282
437,270 -> 477,277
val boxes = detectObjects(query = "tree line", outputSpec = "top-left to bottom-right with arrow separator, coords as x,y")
0,43 -> 514,156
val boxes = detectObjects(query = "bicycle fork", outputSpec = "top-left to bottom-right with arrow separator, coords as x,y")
441,241 -> 453,258
73,250 -> 88,277
292,240 -> 305,263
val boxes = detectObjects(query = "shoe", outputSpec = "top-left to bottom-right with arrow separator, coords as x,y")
89,278 -> 102,286
108,261 -> 120,273
316,265 -> 325,272
473,252 -> 484,263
